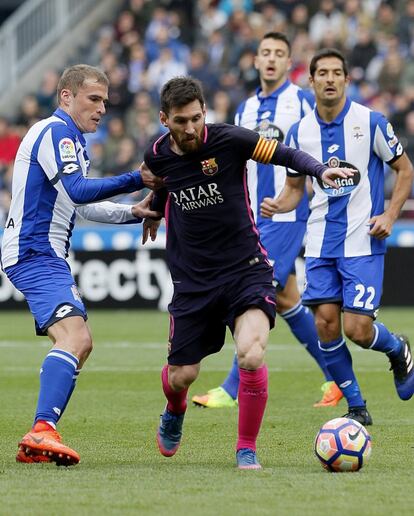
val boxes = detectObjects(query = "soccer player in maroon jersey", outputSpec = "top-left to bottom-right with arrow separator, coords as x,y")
144,76 -> 353,469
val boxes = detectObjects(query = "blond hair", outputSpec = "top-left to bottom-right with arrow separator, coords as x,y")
57,64 -> 109,103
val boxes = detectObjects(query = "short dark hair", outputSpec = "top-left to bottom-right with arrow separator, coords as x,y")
309,48 -> 349,77
260,32 -> 291,56
57,64 -> 109,102
160,76 -> 205,115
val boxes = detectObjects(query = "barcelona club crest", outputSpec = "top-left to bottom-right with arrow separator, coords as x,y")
201,158 -> 218,176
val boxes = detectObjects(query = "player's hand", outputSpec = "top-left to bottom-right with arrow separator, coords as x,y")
368,212 -> 395,240
131,191 -> 162,220
139,162 -> 164,190
260,197 -> 280,218
142,217 -> 161,244
321,167 -> 356,189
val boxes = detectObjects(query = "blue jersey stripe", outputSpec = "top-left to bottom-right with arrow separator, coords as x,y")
320,121 -> 349,256
18,123 -> 62,260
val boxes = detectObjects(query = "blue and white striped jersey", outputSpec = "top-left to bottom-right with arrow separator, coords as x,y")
234,80 -> 313,225
287,98 -> 404,258
1,108 -> 143,269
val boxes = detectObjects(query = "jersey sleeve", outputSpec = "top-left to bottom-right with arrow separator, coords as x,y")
76,201 -> 141,224
37,123 -> 144,204
372,113 -> 404,164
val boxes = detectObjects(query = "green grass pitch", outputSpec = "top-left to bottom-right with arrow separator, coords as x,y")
0,308 -> 413,515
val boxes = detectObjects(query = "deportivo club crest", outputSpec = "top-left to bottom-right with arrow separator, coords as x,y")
201,158 -> 218,176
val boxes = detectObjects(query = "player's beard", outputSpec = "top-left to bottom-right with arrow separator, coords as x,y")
172,126 -> 204,154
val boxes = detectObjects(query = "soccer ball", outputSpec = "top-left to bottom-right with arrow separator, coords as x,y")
314,417 -> 372,472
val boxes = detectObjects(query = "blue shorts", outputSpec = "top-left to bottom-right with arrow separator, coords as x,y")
302,255 -> 384,317
168,265 -> 276,365
259,221 -> 306,290
5,253 -> 87,336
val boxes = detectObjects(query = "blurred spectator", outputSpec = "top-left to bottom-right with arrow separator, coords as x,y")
206,30 -> 229,71
308,0 -> 342,46
122,0 -> 153,35
145,47 -> 187,94
36,69 -> 59,117
87,141 -> 106,178
105,136 -> 138,176
127,43 -> 147,93
348,26 -> 378,84
114,10 -> 137,43
125,90 -> 159,136
237,49 -> 259,93
0,117 -> 21,172
249,2 -> 287,37
287,3 -> 310,40
218,0 -> 254,17
397,0 -> 414,51
373,2 -> 398,49
103,116 -> 128,171
106,65 -> 133,116
129,110 -> 161,162
339,0 -> 372,50
84,25 -> 122,66
206,90 -> 234,124
16,94 -> 41,130
188,48 -> 220,102
197,0 -> 228,39
377,41 -> 404,95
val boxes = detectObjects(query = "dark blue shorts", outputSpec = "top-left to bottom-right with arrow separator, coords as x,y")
5,253 -> 87,336
302,255 -> 384,317
167,265 -> 276,365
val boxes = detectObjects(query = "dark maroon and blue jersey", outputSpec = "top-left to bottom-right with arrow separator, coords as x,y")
145,123 -> 327,293
144,124 -> 277,292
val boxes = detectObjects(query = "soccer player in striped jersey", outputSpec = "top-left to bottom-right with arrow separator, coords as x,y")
262,48 -> 414,425
1,64 -> 161,465
144,76 -> 354,469
192,32 -> 343,410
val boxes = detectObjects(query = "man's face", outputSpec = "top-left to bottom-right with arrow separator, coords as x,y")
160,99 -> 206,154
310,57 -> 349,107
254,37 -> 291,86
63,79 -> 108,133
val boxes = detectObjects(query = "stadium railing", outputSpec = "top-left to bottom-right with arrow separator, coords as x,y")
0,0 -> 116,115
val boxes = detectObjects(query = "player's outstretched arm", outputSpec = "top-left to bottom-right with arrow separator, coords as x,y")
368,152 -> 414,239
260,176 -> 306,217
268,141 -> 354,186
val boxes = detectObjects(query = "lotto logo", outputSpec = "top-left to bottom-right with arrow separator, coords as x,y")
55,305 -> 73,318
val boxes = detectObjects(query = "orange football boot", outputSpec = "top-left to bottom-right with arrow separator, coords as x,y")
16,421 -> 80,466
313,381 -> 344,407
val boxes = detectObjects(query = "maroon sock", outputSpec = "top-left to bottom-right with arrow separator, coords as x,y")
237,365 -> 268,452
161,364 -> 188,414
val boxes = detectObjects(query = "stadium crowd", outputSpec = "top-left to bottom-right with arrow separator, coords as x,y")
1,0 -> 414,225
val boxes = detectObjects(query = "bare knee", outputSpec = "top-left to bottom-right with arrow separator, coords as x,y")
314,314 -> 340,342
168,364 -> 199,391
237,335 -> 266,370
343,320 -> 373,348
343,312 -> 374,348
48,318 -> 93,366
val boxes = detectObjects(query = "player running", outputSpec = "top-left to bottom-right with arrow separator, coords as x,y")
1,64 -> 161,465
144,76 -> 354,469
192,32 -> 342,411
261,48 -> 414,425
